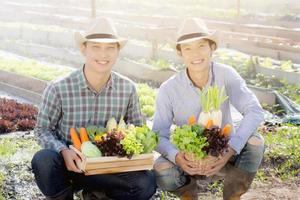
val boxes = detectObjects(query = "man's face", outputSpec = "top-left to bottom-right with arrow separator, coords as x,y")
81,41 -> 119,74
179,39 -> 214,72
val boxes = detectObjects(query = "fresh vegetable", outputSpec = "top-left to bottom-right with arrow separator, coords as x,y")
203,126 -> 229,157
94,133 -> 106,142
79,127 -> 89,143
117,116 -> 127,131
222,124 -> 232,137
198,86 -> 228,127
95,130 -> 127,157
205,119 -> 214,129
135,125 -> 158,153
191,124 -> 205,137
124,125 -> 158,154
210,86 -> 228,127
198,89 -> 212,126
171,125 -> 208,159
106,117 -> 117,133
81,141 -> 102,158
86,125 -> 106,140
70,127 -> 81,151
121,133 -> 143,156
188,115 -> 197,125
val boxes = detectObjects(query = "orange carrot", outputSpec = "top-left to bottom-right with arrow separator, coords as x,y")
70,127 -> 81,150
79,127 -> 89,143
222,124 -> 232,137
188,115 -> 196,126
205,119 -> 213,129
182,192 -> 192,200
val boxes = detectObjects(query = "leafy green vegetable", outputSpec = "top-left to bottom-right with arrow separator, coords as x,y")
81,141 -> 102,158
191,124 -> 205,137
171,125 -> 208,159
85,126 -> 106,141
201,86 -> 228,112
121,133 -> 143,155
134,125 -> 159,153
123,125 -> 159,154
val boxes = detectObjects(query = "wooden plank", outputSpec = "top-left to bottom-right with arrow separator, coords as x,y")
85,153 -> 153,163
85,158 -> 153,170
85,164 -> 153,175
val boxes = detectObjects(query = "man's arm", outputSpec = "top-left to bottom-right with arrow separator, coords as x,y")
152,84 -> 179,164
225,67 -> 265,154
34,83 -> 67,153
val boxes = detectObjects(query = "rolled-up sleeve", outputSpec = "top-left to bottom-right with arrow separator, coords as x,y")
34,84 -> 67,153
152,84 -> 179,164
225,68 -> 265,154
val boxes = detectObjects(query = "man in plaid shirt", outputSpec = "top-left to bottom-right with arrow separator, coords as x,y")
31,17 -> 156,200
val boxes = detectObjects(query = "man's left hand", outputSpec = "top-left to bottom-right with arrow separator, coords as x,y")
204,147 -> 236,177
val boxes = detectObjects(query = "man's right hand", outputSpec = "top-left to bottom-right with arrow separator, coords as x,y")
175,152 -> 198,175
61,148 -> 83,173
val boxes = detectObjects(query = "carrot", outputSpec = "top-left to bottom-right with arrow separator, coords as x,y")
70,127 -> 81,150
222,124 -> 232,137
182,192 -> 191,200
79,127 -> 89,143
188,115 -> 196,126
205,119 -> 213,129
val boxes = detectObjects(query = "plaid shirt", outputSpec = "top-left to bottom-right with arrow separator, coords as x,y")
34,66 -> 143,153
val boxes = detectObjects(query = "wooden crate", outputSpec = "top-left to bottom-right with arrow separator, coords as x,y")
70,146 -> 154,175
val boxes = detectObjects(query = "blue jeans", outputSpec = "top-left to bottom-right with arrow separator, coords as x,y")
154,133 -> 265,191
31,149 -> 156,200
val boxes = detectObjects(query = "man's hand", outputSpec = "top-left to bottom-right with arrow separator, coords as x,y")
204,148 -> 236,177
61,148 -> 83,173
175,152 -> 199,175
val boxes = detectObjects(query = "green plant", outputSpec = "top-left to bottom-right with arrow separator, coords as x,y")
0,171 -> 5,200
136,84 -> 157,118
0,138 -> 40,158
280,60 -> 293,72
261,103 -> 285,116
0,139 -> 18,157
262,124 -> 300,180
260,57 -> 273,68
0,57 -> 73,81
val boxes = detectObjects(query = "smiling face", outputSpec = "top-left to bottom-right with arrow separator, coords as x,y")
178,39 -> 215,72
81,41 -> 119,74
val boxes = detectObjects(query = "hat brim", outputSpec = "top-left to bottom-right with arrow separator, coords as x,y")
74,31 -> 127,49
175,31 -> 218,51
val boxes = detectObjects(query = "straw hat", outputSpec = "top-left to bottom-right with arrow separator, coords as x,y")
176,17 -> 218,50
74,17 -> 127,49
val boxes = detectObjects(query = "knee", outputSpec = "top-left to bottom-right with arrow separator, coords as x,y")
247,135 -> 264,147
246,135 -> 265,156
237,135 -> 265,173
132,171 -> 157,200
154,162 -> 185,191
31,149 -> 62,172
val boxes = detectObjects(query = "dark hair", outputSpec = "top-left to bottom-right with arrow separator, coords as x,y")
176,39 -> 216,51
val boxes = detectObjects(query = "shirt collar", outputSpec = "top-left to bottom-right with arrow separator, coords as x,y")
78,65 -> 115,91
182,62 -> 213,92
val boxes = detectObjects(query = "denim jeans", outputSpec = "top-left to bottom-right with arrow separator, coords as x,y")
155,133 -> 265,191
31,149 -> 156,200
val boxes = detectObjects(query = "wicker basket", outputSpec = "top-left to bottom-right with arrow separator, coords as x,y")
184,153 -> 219,173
